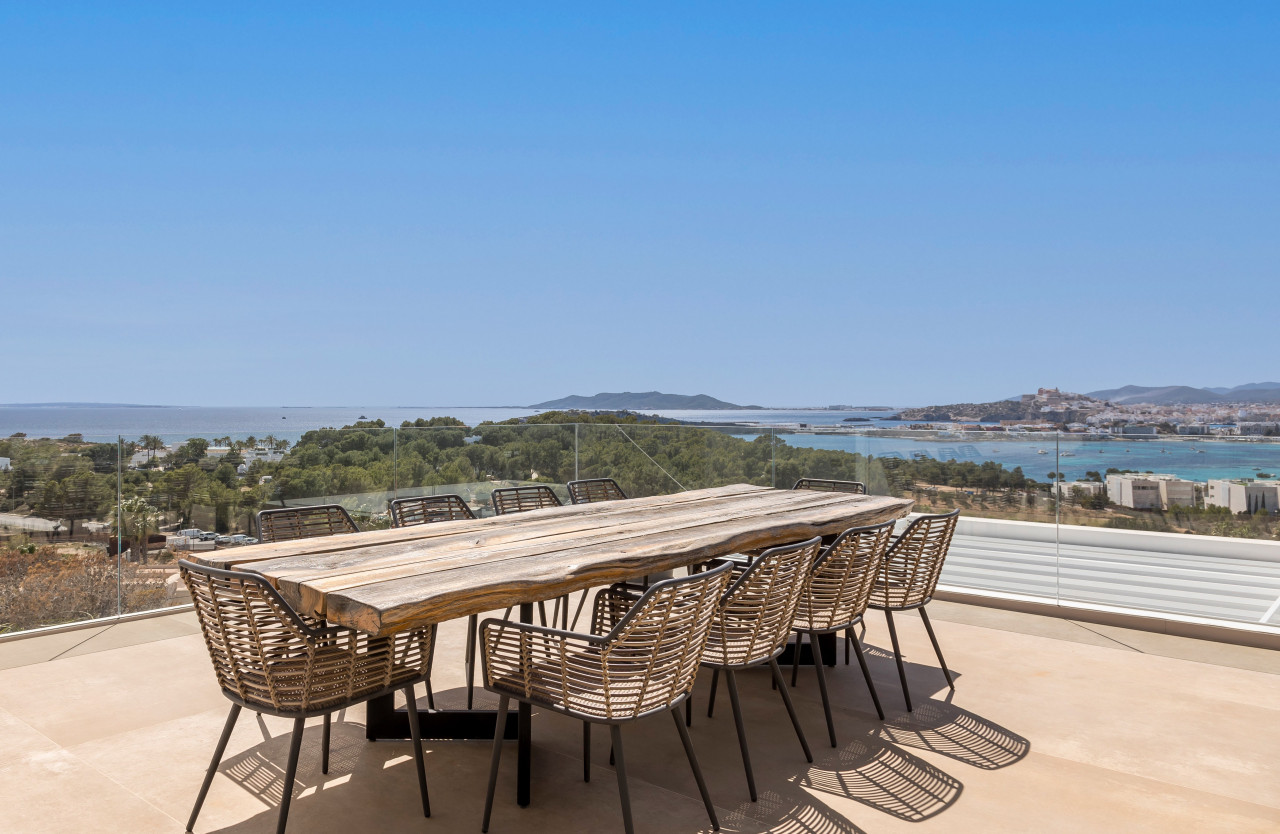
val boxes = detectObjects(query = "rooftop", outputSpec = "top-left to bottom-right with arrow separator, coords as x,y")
1,595 -> 1277,833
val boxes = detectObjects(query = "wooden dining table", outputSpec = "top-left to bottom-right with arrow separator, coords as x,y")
194,483 -> 913,806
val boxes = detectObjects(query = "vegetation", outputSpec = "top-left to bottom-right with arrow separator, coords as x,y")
2,413 -> 1277,633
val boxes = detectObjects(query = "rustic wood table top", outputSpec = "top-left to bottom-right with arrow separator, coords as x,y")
194,484 -> 913,636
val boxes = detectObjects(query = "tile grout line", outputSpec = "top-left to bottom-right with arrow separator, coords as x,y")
0,697 -> 187,826
68,745 -> 186,827
46,624 -> 117,662
1068,621 -> 1144,653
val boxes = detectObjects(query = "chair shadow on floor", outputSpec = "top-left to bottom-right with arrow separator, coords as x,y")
801,733 -> 963,822
721,786 -> 871,834
217,717 -> 366,810
877,697 -> 1030,770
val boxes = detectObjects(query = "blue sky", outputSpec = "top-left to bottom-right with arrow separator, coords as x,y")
2,3 -> 1277,407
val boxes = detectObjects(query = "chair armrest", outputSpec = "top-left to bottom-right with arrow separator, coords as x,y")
479,617 -> 607,699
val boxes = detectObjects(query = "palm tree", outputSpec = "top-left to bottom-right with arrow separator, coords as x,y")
137,435 -> 165,463
115,496 -> 162,564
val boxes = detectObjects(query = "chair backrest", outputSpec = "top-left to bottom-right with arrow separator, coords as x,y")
798,520 -> 895,631
389,494 -> 476,527
180,560 -> 432,713
257,505 -> 359,543
793,477 -> 866,495
567,478 -> 628,505
491,485 -> 563,515
871,511 -> 960,609
707,536 -> 824,667
596,562 -> 734,719
179,559 -> 324,711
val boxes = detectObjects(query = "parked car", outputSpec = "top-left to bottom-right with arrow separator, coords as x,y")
229,534 -> 251,545
199,531 -> 219,541
214,535 -> 232,545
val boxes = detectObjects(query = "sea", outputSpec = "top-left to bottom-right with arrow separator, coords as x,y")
2,404 -> 1277,484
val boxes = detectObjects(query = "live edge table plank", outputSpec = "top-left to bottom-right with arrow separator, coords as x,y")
196,484 -> 913,809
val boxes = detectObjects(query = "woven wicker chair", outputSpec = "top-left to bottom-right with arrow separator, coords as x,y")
681,537 -> 824,802
567,478 -> 628,504
698,537 -> 823,801
480,563 -> 734,834
257,504 -> 359,543
793,477 -> 867,495
179,561 -> 434,834
389,493 -> 476,526
388,494 -> 496,709
868,510 -> 961,711
789,521 -> 896,744
490,485 -> 569,627
491,484 -> 562,515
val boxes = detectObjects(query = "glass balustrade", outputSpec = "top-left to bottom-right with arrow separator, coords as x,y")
2,418 -> 1277,636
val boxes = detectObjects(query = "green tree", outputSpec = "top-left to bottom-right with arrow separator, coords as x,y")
114,496 -> 162,563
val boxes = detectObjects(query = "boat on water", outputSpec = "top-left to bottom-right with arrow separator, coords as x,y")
1037,449 -> 1048,455
1061,451 -> 1076,457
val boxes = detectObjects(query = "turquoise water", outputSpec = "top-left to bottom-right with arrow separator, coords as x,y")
766,433 -> 1280,484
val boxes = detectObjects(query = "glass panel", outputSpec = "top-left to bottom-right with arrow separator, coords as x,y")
464,421 -> 577,512
1,431 -> 124,632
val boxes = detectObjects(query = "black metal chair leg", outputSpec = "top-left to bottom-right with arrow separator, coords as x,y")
321,713 -> 330,775
187,703 -> 241,832
570,589 -> 589,630
724,669 -> 757,802
790,631 -> 803,687
706,667 -> 720,718
670,707 -> 720,831
482,696 -> 510,833
404,684 -> 431,817
466,613 -> 478,709
425,628 -> 437,710
809,630 -> 838,748
583,722 -> 591,782
845,628 -> 853,665
685,693 -> 693,727
884,609 -> 913,711
610,725 -> 635,834
919,607 -> 955,689
768,658 -> 812,762
850,629 -> 886,720
538,601 -> 548,626
275,717 -> 305,834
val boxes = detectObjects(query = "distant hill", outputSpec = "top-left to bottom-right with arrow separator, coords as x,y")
1087,385 -> 1223,405
1087,383 -> 1280,405
530,392 -> 760,410
0,402 -> 169,408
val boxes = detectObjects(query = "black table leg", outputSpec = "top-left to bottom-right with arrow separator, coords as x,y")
518,602 -> 533,807
777,631 -> 836,667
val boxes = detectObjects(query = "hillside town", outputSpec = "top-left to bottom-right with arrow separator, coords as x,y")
902,387 -> 1280,436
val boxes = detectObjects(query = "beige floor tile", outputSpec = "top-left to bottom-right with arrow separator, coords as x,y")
0,748 -> 179,834
0,625 -> 111,670
0,705 -> 59,770
0,632 -> 226,747
927,600 -> 1130,650
59,611 -> 201,658
1077,621 -> 1280,674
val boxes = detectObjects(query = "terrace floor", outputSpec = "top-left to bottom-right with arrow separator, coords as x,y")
1,596 -> 1277,834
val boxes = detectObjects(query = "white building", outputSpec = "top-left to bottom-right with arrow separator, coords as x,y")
1053,481 -> 1107,499
1106,474 -> 1199,510
242,448 -> 285,464
1205,480 -> 1280,514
